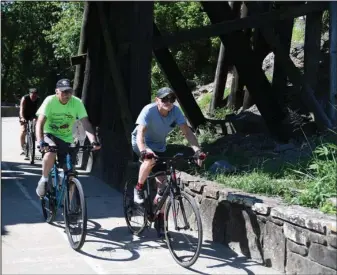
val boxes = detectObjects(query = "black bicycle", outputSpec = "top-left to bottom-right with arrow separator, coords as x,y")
123,153 -> 204,268
39,143 -> 94,251
24,119 -> 36,164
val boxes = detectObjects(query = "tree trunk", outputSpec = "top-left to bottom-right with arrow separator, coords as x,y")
97,2 -> 134,148
227,2 -> 249,111
304,11 -> 323,110
73,2 -> 90,98
202,2 -> 290,142
209,42 -> 229,113
272,3 -> 295,109
246,1 -> 332,130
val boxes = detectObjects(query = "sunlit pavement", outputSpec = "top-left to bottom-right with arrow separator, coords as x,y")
2,117 -> 282,274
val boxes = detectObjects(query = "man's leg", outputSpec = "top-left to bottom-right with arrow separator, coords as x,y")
132,144 -> 156,204
151,151 -> 168,237
19,122 -> 26,155
134,157 -> 156,204
36,134 -> 57,197
42,152 -> 57,178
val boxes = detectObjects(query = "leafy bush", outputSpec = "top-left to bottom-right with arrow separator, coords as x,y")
289,142 -> 337,213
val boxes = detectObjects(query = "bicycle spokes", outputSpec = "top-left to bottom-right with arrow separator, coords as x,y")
165,192 -> 203,268
41,179 -> 56,223
64,179 -> 87,251
123,177 -> 147,235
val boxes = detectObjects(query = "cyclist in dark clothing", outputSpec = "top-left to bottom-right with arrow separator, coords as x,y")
19,88 -> 40,155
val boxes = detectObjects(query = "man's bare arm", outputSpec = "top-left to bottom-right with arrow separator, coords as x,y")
136,125 -> 147,152
36,115 -> 47,143
179,123 -> 201,152
19,97 -> 25,119
80,117 -> 97,144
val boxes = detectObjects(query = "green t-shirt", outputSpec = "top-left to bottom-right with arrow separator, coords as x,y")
36,95 -> 88,143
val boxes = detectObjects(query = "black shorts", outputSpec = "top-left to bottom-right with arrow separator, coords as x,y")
44,133 -> 77,169
132,144 -> 168,173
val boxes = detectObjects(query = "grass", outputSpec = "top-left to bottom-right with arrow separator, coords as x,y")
212,171 -> 303,198
166,79 -> 336,215
286,141 -> 337,213
200,138 -> 337,215
291,17 -> 305,45
197,88 -> 234,119
168,93 -> 337,215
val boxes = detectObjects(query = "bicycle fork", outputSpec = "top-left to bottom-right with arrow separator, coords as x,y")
170,188 -> 190,231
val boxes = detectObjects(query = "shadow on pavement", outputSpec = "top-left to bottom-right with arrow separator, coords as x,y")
1,160 -> 124,231
81,220 -> 260,274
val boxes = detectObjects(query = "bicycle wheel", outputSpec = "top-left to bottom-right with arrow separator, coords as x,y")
63,177 -> 87,251
41,175 -> 56,223
164,190 -> 203,268
123,177 -> 148,235
24,133 -> 30,160
28,131 -> 35,164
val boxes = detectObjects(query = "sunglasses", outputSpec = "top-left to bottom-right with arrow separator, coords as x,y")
161,95 -> 176,103
60,89 -> 73,94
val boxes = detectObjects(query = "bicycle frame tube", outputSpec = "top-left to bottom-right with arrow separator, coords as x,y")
145,178 -> 153,217
150,164 -> 177,218
64,153 -> 74,211
151,181 -> 171,217
166,164 -> 189,231
54,153 -> 73,210
52,164 -> 65,210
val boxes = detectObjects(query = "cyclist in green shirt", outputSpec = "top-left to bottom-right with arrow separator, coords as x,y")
35,78 -> 101,197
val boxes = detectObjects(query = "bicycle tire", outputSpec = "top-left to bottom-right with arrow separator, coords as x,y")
41,175 -> 56,223
123,177 -> 148,235
29,131 -> 35,164
164,190 -> 203,268
63,177 -> 87,251
25,134 -> 30,159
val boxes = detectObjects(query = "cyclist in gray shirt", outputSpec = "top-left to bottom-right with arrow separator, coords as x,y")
131,87 -> 206,236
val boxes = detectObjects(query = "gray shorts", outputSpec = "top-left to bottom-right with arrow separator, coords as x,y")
44,133 -> 76,169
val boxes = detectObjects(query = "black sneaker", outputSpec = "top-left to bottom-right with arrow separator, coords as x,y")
134,187 -> 144,204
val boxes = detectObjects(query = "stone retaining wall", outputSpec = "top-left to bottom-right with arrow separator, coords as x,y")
1,106 -> 19,117
178,171 -> 337,274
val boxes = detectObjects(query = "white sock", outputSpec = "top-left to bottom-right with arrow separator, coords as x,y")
41,176 -> 48,182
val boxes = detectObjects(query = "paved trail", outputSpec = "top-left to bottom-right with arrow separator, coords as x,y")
1,117 -> 281,274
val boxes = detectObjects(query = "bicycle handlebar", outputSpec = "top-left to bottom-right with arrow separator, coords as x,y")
147,152 -> 207,164
37,144 -> 96,153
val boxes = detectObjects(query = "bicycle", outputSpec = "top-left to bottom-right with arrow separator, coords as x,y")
24,119 -> 36,164
39,143 -> 94,251
123,152 -> 205,268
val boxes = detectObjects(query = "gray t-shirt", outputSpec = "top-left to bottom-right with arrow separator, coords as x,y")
131,103 -> 186,152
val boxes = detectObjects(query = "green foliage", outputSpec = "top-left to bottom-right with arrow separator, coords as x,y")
167,126 -> 188,146
169,122 -> 336,214
153,2 -> 218,90
289,142 -> 337,212
43,2 -> 84,60
206,141 -> 336,214
198,93 -> 213,110
292,17 -> 305,44
214,171 -> 298,197
322,10 -> 330,34
197,89 -> 234,119
2,2 -> 221,102
1,2 -> 72,102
